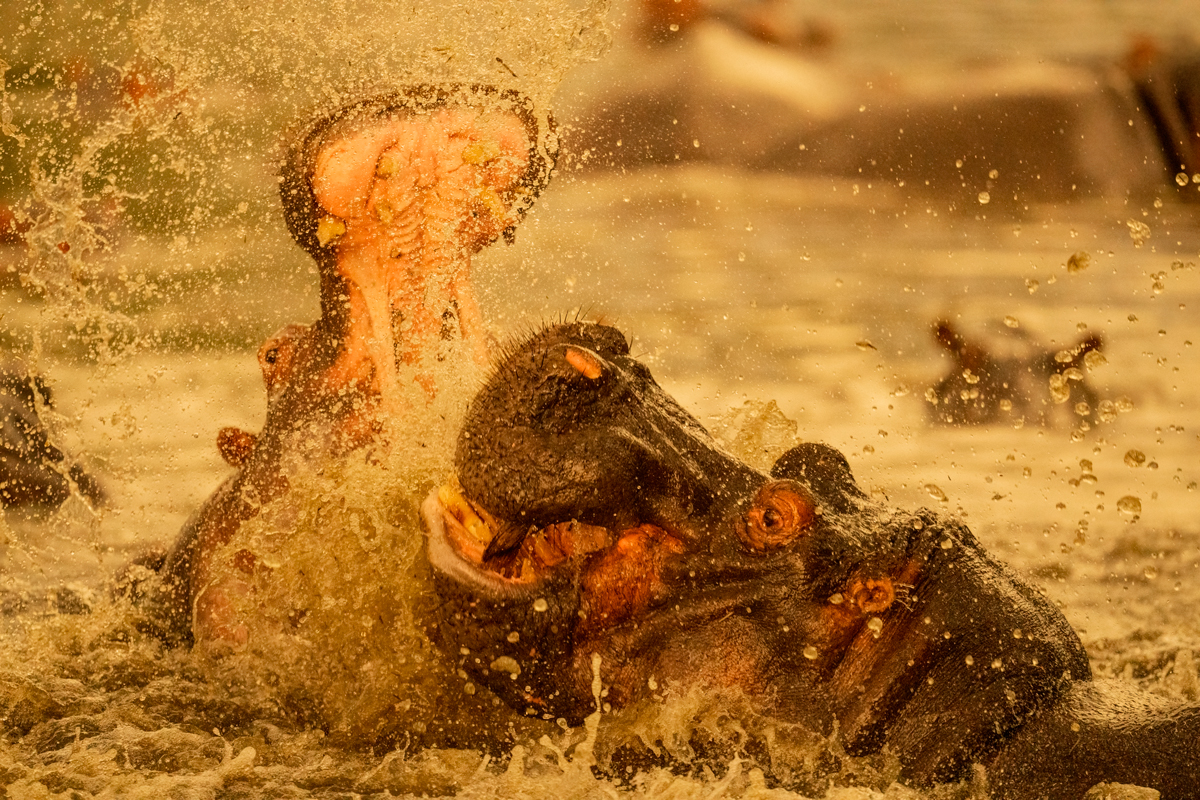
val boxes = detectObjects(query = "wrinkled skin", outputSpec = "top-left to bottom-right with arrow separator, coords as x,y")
132,87 -> 554,646
424,320 -> 1200,799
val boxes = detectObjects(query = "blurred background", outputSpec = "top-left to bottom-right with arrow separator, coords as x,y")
0,0 -> 1198,789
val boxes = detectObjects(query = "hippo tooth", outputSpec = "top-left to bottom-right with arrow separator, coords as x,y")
473,186 -> 507,219
375,154 -> 396,178
461,140 -> 501,165
438,480 -> 494,545
316,215 -> 346,247
375,199 -> 394,225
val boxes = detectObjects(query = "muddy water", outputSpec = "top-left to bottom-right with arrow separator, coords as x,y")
3,0 -> 1200,797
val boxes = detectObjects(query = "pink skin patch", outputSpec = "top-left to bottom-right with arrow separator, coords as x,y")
311,109 -> 530,397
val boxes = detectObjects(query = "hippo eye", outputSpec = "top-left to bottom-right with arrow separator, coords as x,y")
264,348 -> 279,365
739,480 -> 816,552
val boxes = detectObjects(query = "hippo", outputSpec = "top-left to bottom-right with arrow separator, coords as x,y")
423,320 -> 1199,799
0,364 -> 104,510
927,319 -> 1104,428
132,86 -> 556,646
561,14 -> 1200,205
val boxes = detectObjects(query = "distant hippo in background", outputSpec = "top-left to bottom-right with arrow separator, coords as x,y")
927,320 -> 1104,428
0,364 -> 104,510
561,12 -> 1200,206
424,320 -> 1199,799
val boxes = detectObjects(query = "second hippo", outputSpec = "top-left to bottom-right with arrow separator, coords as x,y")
424,320 -> 1199,799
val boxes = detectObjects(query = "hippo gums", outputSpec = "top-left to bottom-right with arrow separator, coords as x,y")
423,321 -> 1200,799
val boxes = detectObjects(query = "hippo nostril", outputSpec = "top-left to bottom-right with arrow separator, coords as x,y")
762,508 -> 782,529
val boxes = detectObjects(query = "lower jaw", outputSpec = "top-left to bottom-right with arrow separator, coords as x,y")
421,490 -> 542,601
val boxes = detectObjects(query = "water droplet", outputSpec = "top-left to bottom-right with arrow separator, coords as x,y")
1116,496 -> 1142,516
533,598 -> 549,612
1177,172 -> 1190,187
803,645 -> 819,660
977,191 -> 990,205
964,655 -> 975,666
648,676 -> 658,690
1004,315 -> 1020,328
491,656 -> 522,676
1054,350 -> 1074,363
669,22 -> 679,31
828,593 -> 844,605
940,537 -> 954,549
867,617 -> 884,635
925,484 -> 948,502
988,169 -> 999,179
737,252 -> 746,262
1066,251 -> 1090,273
856,340 -> 876,351
955,159 -> 964,168
1083,350 -> 1107,371
1048,374 -> 1070,404
1124,450 -> 1146,467
1026,279 -> 1039,294
1115,396 -> 1134,412
1144,566 -> 1158,580
507,631 -> 520,643
1126,219 -> 1151,247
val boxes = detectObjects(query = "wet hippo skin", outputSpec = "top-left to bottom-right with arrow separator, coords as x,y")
424,320 -> 1200,798
0,365 -> 104,510
129,86 -> 555,646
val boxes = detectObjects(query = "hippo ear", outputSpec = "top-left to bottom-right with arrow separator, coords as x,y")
771,443 -> 867,514
738,479 -> 816,552
563,346 -> 605,380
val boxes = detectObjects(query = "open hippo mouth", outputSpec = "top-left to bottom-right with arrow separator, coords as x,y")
423,321 -> 1107,789
422,320 -> 821,721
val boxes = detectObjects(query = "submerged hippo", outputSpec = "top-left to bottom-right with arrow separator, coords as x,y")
0,364 -> 104,510
133,86 -> 556,645
423,321 -> 1199,799
928,319 -> 1104,428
